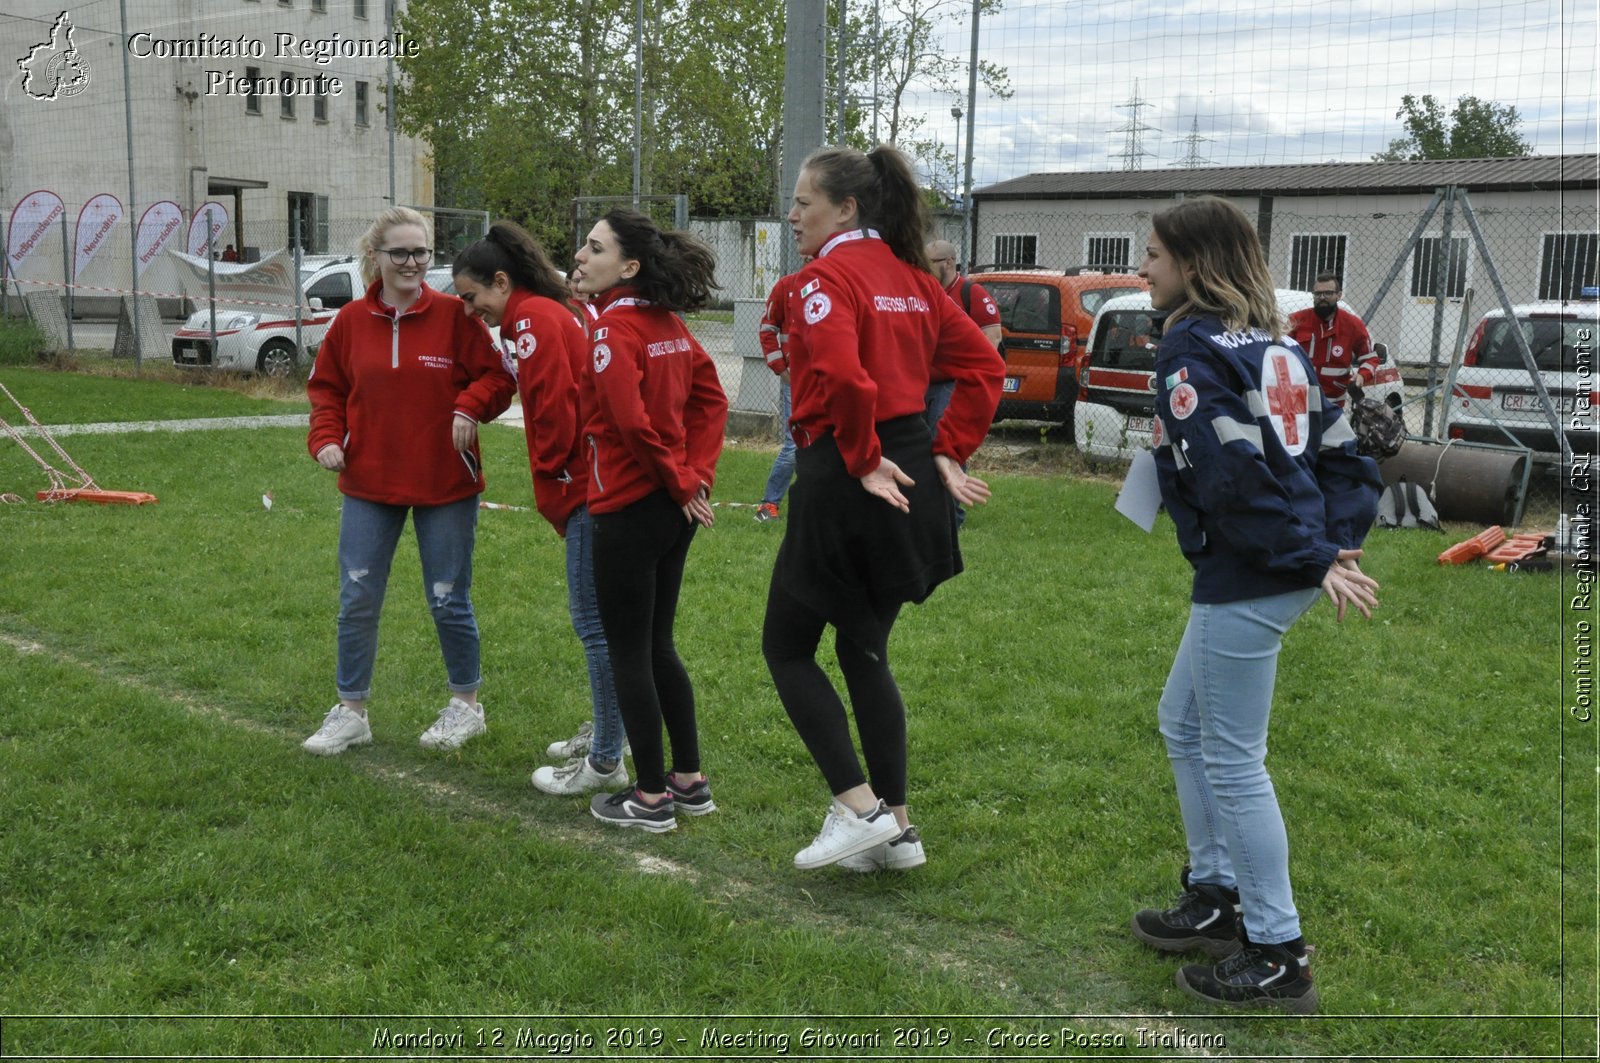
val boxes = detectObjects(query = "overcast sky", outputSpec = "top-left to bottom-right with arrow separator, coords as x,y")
897,0 -> 1596,188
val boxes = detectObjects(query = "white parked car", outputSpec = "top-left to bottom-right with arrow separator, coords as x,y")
171,255 -> 361,377
1441,290 -> 1598,462
1075,289 -> 1407,459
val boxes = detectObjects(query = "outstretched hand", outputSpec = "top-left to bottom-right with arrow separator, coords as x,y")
1322,548 -> 1380,622
934,454 -> 991,507
859,457 -> 914,512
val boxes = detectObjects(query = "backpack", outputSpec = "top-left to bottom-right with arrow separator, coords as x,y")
1346,383 -> 1405,460
959,278 -> 1007,359
1376,477 -> 1441,530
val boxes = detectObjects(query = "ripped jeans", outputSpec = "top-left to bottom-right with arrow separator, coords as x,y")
335,494 -> 481,702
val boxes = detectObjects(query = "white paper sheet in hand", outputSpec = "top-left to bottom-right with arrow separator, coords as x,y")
1114,448 -> 1161,532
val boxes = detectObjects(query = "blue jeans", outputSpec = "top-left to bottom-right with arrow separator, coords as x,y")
1157,587 -> 1321,945
565,504 -> 625,764
336,494 -> 481,701
761,379 -> 796,506
923,379 -> 964,528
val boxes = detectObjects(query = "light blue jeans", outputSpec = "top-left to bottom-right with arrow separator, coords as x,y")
923,379 -> 964,528
336,494 -> 481,701
761,379 -> 796,506
564,504 -> 625,765
1157,586 -> 1321,945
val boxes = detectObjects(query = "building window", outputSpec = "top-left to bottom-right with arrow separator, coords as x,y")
355,82 -> 370,126
354,0 -> 368,17
1288,234 -> 1347,291
1539,232 -> 1598,300
312,0 -> 326,10
280,73 -> 295,118
313,83 -> 328,122
1409,235 -> 1470,299
288,192 -> 331,254
993,234 -> 1037,267
1084,234 -> 1133,272
244,65 -> 261,115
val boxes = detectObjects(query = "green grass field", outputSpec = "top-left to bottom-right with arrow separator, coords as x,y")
0,363 -> 1591,1060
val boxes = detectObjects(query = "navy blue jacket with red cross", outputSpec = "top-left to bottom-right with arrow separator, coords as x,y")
1151,313 -> 1382,605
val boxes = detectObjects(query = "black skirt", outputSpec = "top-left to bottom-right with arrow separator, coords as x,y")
773,414 -> 962,649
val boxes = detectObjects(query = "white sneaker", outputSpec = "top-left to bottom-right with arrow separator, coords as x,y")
838,825 -> 927,872
545,720 -> 630,760
532,755 -> 629,795
794,799 -> 901,869
303,704 -> 372,756
419,697 -> 486,750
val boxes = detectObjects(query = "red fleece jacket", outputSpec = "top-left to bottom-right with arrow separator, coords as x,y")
578,288 -> 728,515
496,288 -> 592,535
307,279 -> 512,506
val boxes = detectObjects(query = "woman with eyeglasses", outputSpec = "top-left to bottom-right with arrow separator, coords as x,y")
304,206 -> 513,757
570,208 -> 728,833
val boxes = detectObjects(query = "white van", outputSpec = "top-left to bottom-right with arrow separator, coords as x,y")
1074,289 -> 1406,459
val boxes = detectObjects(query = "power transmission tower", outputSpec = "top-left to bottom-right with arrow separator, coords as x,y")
1108,79 -> 1157,170
1175,116 -> 1213,168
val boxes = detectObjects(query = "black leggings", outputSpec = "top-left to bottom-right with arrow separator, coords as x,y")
762,572 -> 907,806
592,491 -> 700,793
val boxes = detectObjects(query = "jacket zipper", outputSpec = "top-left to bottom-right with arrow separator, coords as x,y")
391,313 -> 400,368
586,434 -> 603,493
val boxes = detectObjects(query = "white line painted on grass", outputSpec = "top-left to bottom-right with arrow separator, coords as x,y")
11,414 -> 310,437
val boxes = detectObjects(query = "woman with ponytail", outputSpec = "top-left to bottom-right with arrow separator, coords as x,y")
451,221 -> 628,797
766,145 -> 1004,871
570,209 -> 728,833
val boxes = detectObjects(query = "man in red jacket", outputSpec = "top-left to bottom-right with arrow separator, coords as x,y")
1287,271 -> 1377,408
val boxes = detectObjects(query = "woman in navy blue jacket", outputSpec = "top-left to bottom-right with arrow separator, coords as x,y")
1129,197 -> 1382,1014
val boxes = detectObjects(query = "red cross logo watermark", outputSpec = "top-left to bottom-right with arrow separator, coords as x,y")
1263,347 -> 1310,454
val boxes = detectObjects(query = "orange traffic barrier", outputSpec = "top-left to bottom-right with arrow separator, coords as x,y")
1437,525 -> 1506,565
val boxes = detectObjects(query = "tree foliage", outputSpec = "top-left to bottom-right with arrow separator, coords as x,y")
393,0 -> 1002,259
1372,94 -> 1532,162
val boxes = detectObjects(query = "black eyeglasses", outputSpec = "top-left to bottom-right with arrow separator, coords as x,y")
378,247 -> 433,265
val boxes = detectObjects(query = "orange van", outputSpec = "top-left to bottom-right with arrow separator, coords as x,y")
970,266 -> 1148,430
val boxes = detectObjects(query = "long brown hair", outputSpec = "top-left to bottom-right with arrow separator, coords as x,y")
453,221 -> 568,303
801,144 -> 931,271
1151,197 -> 1282,339
598,208 -> 719,312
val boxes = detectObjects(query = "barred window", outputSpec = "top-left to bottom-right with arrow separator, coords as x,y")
279,72 -> 295,119
1288,234 -> 1347,291
1539,232 -> 1598,300
1409,236 -> 1469,298
355,82 -> 370,126
993,234 -> 1037,267
244,66 -> 261,115
1084,234 -> 1132,272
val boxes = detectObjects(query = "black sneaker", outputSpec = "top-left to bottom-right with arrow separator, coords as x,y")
1131,866 -> 1241,957
664,775 -> 716,816
1176,937 -> 1318,1014
590,787 -> 676,832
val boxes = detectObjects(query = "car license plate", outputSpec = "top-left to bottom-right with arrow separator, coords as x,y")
1002,377 -> 1021,393
1127,415 -> 1154,434
1501,392 -> 1573,414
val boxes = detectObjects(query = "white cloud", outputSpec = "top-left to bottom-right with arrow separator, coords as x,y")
890,0 -> 1595,185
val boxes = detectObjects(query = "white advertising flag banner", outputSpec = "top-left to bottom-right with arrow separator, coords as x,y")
187,201 -> 229,258
6,189 -> 65,277
73,193 -> 124,279
135,201 -> 183,278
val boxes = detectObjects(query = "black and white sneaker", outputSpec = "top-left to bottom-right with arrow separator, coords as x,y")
1131,866 -> 1242,957
590,787 -> 676,832
1176,936 -> 1318,1014
664,775 -> 716,816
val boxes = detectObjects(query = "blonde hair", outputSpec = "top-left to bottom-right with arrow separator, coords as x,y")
1151,197 -> 1283,339
358,206 -> 432,286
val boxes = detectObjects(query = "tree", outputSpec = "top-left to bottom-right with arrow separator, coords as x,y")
1372,94 -> 1532,161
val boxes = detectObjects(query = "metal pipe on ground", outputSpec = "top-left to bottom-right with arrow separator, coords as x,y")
1379,440 -> 1530,526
